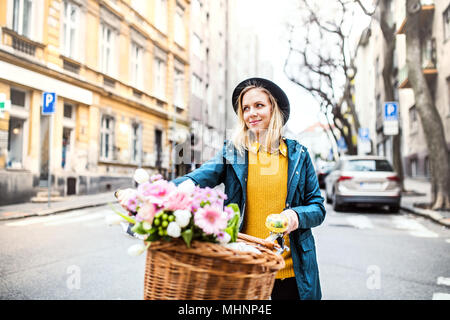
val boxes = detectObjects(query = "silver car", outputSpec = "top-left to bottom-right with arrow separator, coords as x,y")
324,156 -> 401,212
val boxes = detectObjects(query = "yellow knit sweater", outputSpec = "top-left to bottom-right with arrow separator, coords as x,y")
242,140 -> 295,279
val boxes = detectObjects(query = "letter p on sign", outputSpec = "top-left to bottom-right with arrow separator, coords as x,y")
42,92 -> 56,115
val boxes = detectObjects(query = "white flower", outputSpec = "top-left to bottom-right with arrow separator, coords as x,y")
133,168 -> 150,184
116,188 -> 136,206
177,178 -> 196,194
174,209 -> 192,228
127,243 -> 147,256
167,222 -> 181,238
218,232 -> 231,245
105,214 -> 125,226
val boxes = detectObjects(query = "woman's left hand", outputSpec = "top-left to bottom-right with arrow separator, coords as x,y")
280,209 -> 299,235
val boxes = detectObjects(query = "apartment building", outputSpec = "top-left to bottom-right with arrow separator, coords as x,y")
189,0 -> 227,168
0,0 -> 191,205
354,0 -> 450,179
395,0 -> 450,178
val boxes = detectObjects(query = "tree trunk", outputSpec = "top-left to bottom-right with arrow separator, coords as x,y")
405,0 -> 450,209
379,0 -> 405,191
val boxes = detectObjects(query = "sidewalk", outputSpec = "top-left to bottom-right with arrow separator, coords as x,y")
0,191 -> 116,221
401,178 -> 450,228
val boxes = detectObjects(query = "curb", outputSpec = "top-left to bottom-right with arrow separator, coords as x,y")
0,200 -> 114,221
400,204 -> 450,228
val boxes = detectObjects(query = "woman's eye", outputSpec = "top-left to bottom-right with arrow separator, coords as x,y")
257,104 -> 264,107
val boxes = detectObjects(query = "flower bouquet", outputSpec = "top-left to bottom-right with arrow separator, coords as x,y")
110,169 -> 285,300
112,169 -> 240,254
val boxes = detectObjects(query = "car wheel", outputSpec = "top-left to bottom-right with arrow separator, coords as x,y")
388,205 -> 400,213
326,189 -> 332,204
332,190 -> 344,212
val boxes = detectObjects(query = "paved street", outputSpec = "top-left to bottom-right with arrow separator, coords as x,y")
0,198 -> 449,300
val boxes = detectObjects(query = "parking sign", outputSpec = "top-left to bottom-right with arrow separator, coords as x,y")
42,92 -> 56,115
384,102 -> 398,121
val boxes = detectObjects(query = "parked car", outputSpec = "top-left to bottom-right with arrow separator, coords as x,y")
316,161 -> 335,189
324,156 -> 401,212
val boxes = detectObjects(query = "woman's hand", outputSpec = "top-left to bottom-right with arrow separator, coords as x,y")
279,209 -> 299,235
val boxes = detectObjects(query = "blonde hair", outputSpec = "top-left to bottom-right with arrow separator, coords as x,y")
231,85 -> 285,155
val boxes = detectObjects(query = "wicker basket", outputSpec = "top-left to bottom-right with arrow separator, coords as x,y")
143,233 -> 285,300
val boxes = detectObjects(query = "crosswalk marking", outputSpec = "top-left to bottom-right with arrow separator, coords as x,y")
437,277 -> 450,287
346,216 -> 374,229
43,212 -> 106,226
391,216 -> 438,238
432,293 -> 450,300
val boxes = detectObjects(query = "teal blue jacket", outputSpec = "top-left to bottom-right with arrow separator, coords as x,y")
172,138 -> 326,300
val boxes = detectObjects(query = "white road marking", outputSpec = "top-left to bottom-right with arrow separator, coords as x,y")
437,277 -> 450,287
391,216 -> 438,238
44,212 -> 106,226
432,293 -> 450,300
346,216 -> 374,229
446,239 -> 450,244
5,210 -> 87,227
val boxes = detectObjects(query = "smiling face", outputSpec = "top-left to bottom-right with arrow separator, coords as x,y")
241,88 -> 273,135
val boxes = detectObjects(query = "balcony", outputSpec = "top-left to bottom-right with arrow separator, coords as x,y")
1,27 -> 45,58
397,0 -> 435,34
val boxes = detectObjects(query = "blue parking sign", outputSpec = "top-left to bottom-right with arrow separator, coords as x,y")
42,92 -> 56,115
384,102 -> 398,121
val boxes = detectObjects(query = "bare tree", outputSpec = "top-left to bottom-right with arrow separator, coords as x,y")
284,0 -> 366,155
404,0 -> 450,210
355,0 -> 405,190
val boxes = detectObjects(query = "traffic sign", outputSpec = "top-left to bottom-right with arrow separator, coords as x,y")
42,92 -> 56,115
384,102 -> 398,121
358,128 -> 370,140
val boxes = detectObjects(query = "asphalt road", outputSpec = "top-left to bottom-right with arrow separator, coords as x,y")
0,197 -> 449,300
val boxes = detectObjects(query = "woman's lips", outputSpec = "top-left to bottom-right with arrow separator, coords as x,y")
249,120 -> 261,125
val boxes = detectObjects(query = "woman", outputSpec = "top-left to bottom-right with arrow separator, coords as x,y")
172,77 -> 326,300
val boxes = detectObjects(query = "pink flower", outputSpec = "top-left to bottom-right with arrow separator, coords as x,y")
194,206 -> 228,235
164,190 -> 193,211
138,180 -> 176,205
126,197 -> 138,212
150,174 -> 163,183
137,203 -> 156,224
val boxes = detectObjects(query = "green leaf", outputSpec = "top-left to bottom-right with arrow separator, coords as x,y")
108,203 -> 136,224
131,222 -> 147,235
181,229 -> 193,248
227,203 -> 240,214
146,232 -> 160,242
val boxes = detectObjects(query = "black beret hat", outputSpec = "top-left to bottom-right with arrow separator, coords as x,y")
232,77 -> 290,124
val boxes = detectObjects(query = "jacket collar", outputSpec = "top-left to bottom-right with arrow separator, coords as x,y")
249,139 -> 288,157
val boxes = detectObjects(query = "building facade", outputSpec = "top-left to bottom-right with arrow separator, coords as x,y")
354,0 -> 450,180
395,0 -> 450,178
0,0 -> 191,205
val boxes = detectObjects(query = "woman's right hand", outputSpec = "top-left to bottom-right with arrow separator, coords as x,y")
114,188 -> 137,216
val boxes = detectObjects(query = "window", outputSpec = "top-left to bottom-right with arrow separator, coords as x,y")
63,103 -> 73,119
155,128 -> 162,168
153,57 -> 166,99
444,5 -> 450,41
155,0 -> 167,33
100,115 -> 115,160
130,42 -> 144,90
410,158 -> 418,177
409,104 -> 418,132
100,23 -> 116,76
10,88 -> 26,107
173,68 -> 184,108
12,0 -> 33,38
191,74 -> 203,97
342,159 -> 394,172
174,5 -> 185,47
131,123 -> 141,164
61,1 -> 80,59
192,33 -> 202,59
7,88 -> 28,169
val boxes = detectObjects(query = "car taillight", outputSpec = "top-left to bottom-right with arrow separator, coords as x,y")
337,176 -> 353,182
387,175 -> 399,182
